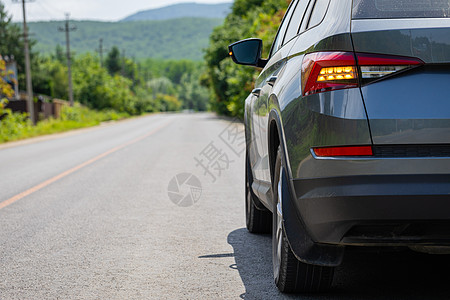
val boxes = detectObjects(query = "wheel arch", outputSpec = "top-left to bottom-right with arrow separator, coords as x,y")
267,106 -> 345,267
267,94 -> 293,186
268,116 -> 280,185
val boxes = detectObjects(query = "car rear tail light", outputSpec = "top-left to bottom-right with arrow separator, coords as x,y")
301,52 -> 358,96
360,66 -> 409,79
356,53 -> 424,81
301,52 -> 424,96
313,146 -> 373,157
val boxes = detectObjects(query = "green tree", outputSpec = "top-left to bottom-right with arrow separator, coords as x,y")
147,77 -> 175,97
53,44 -> 66,64
232,0 -> 264,16
155,94 -> 181,112
0,1 -> 35,89
105,46 -> 121,75
178,70 -> 208,111
0,57 -> 14,100
204,0 -> 289,117
122,57 -> 139,84
72,53 -> 143,114
34,57 -> 68,99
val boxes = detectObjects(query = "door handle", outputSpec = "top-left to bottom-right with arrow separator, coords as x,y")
252,88 -> 262,97
266,76 -> 278,87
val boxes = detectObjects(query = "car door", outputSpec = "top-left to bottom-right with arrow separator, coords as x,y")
250,0 -> 298,188
257,0 -> 312,183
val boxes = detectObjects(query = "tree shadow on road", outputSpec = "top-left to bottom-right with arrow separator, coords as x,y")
228,228 -> 450,300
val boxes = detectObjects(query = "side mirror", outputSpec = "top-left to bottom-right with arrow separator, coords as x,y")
228,38 -> 267,68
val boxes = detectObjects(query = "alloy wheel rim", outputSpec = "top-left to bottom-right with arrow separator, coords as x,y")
246,187 -> 251,222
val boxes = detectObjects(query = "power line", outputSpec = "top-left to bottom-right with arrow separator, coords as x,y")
34,1 -> 59,19
38,0 -> 65,16
12,0 -> 36,125
58,13 -> 76,107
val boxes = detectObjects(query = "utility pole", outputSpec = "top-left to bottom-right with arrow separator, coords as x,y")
58,13 -> 76,107
13,0 -> 35,124
121,49 -> 126,77
97,38 -> 104,68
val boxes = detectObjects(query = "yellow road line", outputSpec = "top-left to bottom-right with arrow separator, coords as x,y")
0,120 -> 171,211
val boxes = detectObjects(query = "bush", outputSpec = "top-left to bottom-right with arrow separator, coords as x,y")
0,102 -> 129,144
0,104 -> 32,143
155,94 -> 182,112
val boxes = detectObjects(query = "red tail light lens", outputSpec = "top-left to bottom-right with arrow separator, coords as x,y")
301,52 -> 358,96
301,52 -> 424,96
313,146 -> 373,157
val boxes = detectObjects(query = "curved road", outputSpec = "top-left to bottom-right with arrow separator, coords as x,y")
0,113 -> 449,299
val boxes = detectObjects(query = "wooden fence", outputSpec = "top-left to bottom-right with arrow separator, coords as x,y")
5,98 -> 70,121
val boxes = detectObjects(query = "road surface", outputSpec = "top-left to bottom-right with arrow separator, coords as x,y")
1,113 -> 449,299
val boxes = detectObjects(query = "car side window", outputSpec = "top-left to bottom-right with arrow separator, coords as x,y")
270,0 -> 298,57
283,0 -> 310,45
307,0 -> 330,29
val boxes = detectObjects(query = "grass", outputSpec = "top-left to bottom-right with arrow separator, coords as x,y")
0,102 -> 130,144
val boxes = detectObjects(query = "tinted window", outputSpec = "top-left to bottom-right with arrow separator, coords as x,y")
284,0 -> 310,44
353,0 -> 450,19
299,0 -> 315,32
307,0 -> 330,29
271,1 -> 297,54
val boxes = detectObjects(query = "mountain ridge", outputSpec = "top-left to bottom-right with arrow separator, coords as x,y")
28,18 -> 223,61
121,2 -> 232,22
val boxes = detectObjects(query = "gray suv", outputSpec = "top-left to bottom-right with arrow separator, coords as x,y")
229,0 -> 450,293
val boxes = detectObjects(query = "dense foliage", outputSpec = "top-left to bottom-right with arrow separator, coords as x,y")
204,0 -> 290,117
1,53 -> 126,142
32,50 -> 210,114
1,46 -> 212,143
1,0 -> 211,115
0,58 -> 14,100
27,18 -> 223,61
0,1 -> 212,143
0,102 -> 128,143
0,2 -> 39,90
0,56 -> 127,143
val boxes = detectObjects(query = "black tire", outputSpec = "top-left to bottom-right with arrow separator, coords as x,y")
246,152 -> 271,234
272,146 -> 334,293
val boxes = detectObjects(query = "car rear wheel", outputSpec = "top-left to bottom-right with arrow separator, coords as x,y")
272,146 -> 334,293
246,152 -> 271,234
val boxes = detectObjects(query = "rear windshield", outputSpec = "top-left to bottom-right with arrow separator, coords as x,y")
353,0 -> 450,19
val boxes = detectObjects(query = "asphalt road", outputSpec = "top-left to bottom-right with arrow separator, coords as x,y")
1,113 -> 450,299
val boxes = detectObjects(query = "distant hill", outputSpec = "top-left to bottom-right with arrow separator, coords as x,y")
27,18 -> 223,61
121,2 -> 232,22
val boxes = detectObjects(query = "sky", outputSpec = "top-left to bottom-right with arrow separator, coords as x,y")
5,0 -> 232,22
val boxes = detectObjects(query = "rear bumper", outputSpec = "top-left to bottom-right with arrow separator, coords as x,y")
293,174 -> 450,245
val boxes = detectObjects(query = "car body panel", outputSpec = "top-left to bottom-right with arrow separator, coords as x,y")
256,50 -> 291,184
360,67 -> 450,144
282,88 -> 372,178
352,19 -> 450,144
249,0 -> 304,203
293,174 -> 450,244
351,19 -> 450,64
239,0 -> 450,265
